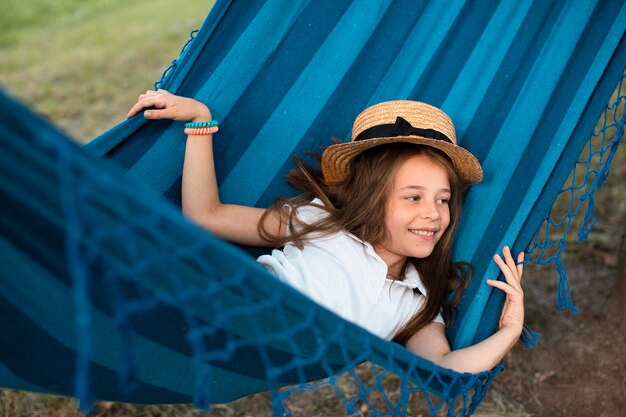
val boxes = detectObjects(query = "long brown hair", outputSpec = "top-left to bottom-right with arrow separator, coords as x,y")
259,143 -> 473,343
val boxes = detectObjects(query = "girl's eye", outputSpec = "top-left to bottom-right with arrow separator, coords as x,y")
406,195 -> 421,202
437,198 -> 450,204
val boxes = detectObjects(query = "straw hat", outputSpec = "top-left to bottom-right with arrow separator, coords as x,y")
321,100 -> 483,184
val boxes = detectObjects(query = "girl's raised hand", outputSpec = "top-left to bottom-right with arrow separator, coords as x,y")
126,89 -> 211,122
487,246 -> 525,332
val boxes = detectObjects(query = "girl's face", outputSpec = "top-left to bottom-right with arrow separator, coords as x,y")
374,153 -> 451,274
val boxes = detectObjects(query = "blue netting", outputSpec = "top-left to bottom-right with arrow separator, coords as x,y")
0,89 -> 500,416
154,29 -> 199,91
1,73 -> 623,417
527,72 -> 625,314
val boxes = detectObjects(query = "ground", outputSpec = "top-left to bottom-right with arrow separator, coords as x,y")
483,154 -> 626,417
487,258 -> 625,417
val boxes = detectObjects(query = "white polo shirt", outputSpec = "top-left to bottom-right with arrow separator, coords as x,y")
257,199 -> 444,339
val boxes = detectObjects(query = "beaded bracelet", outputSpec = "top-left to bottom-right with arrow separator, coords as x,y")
184,120 -> 219,129
184,126 -> 219,136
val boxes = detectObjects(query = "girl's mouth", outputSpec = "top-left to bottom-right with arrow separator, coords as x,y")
409,229 -> 437,239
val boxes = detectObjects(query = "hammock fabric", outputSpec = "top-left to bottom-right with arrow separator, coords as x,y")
1,0 -> 625,415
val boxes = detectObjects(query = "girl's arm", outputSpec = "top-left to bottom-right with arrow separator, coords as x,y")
405,246 -> 524,374
127,90 -> 286,246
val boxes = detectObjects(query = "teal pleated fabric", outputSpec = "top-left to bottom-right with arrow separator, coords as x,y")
1,0 -> 625,415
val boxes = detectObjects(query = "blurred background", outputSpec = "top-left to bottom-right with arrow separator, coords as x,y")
0,1 -> 624,416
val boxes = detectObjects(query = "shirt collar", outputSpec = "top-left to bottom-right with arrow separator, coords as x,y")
309,198 -> 429,296
399,263 -> 428,295
347,233 -> 428,295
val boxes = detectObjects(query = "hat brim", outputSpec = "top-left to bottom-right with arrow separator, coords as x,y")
321,136 -> 484,185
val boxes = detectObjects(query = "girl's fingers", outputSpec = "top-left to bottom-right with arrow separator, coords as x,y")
497,246 -> 522,277
486,278 -> 523,302
493,247 -> 522,289
489,246 -> 526,330
143,108 -> 171,119
127,95 -> 165,118
126,89 -> 207,122
493,253 -> 512,277
127,90 -> 169,118
126,106 -> 140,118
127,97 -> 153,118
502,246 -> 519,276
486,279 -> 515,295
493,255 -> 517,288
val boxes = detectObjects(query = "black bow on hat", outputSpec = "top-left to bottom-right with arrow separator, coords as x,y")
354,116 -> 453,144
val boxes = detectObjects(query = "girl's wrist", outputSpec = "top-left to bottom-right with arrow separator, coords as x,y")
191,116 -> 212,123
500,323 -> 524,340
191,103 -> 212,123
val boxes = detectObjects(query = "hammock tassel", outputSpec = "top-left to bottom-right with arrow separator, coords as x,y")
519,323 -> 542,349
555,258 -> 579,314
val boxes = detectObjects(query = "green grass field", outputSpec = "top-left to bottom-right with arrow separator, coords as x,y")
0,0 -> 211,143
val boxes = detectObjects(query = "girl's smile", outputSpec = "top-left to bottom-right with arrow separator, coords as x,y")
134,90 -> 523,375
409,228 -> 438,240
374,153 -> 451,276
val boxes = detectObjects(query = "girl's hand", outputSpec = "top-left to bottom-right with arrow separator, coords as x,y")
487,246 -> 524,333
126,89 -> 212,122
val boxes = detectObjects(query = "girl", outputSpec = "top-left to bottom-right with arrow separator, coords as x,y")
127,90 -> 525,374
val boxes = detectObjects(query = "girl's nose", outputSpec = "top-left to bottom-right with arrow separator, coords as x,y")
420,200 -> 440,221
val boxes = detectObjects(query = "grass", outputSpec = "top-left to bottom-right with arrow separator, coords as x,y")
0,0 -> 211,142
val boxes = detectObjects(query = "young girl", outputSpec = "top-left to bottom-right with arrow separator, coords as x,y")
127,90 -> 525,374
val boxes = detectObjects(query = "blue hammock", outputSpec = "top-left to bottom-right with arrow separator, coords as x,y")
1,0 -> 625,415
